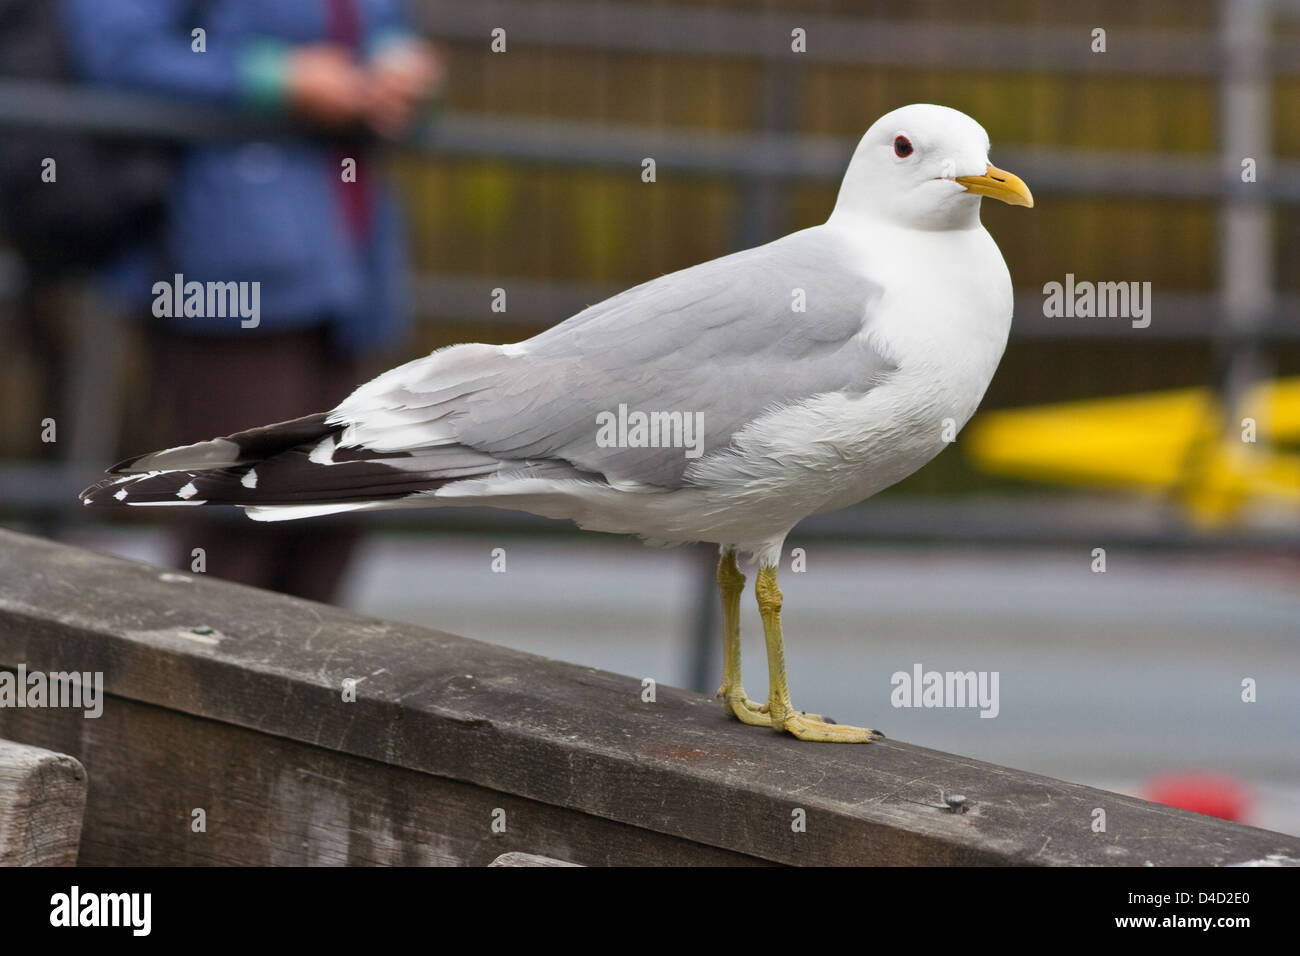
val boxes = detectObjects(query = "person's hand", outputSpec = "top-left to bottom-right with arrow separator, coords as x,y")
284,44 -> 369,127
365,38 -> 445,138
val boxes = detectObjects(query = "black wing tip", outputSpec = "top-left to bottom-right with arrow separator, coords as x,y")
79,474 -> 131,505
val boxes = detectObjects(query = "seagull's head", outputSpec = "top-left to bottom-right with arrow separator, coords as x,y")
832,103 -> 1033,231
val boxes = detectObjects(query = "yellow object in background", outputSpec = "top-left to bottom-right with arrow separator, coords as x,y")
965,378 -> 1300,526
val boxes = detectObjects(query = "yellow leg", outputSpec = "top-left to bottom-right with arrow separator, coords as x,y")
715,550 -> 770,726
755,565 -> 883,743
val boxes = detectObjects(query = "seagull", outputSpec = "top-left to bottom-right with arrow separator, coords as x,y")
81,104 -> 1032,743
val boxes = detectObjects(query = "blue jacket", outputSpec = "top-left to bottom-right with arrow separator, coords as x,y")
60,0 -> 416,354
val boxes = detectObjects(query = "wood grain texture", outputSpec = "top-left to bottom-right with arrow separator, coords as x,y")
1,528 -> 1297,867
0,737 -> 87,866
0,697 -> 760,866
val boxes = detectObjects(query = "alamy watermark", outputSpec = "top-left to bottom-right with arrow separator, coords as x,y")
595,403 -> 704,459
1043,273 -> 1151,329
0,664 -> 103,718
890,663 -> 999,718
50,886 -> 150,936
152,273 -> 260,328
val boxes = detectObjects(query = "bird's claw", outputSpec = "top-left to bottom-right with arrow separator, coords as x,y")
779,711 -> 883,743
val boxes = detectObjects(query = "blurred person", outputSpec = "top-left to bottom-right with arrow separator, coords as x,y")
58,0 -> 442,601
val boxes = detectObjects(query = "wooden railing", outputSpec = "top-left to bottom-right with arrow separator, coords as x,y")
0,528 -> 1296,866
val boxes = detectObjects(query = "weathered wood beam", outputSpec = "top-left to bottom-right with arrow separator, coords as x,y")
0,738 -> 87,866
0,528 -> 1296,866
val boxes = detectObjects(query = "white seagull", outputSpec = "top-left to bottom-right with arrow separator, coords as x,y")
82,104 -> 1033,743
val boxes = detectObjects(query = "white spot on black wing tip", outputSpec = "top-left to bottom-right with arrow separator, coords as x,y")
308,437 -> 337,465
241,468 -> 258,489
176,481 -> 199,500
113,488 -> 128,501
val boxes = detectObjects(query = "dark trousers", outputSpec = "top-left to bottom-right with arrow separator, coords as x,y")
153,326 -> 365,604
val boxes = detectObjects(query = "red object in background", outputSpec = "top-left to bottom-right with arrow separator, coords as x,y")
1145,773 -> 1252,822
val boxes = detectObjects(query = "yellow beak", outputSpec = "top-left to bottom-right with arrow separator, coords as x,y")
956,163 -> 1034,208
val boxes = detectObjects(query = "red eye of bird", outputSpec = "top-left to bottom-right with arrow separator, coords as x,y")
894,135 -> 913,158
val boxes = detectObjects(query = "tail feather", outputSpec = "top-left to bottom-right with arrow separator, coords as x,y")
108,413 -> 334,475
79,413 -> 503,511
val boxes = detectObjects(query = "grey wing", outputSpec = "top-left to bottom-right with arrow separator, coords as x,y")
331,228 -> 895,489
